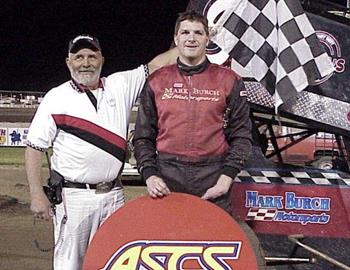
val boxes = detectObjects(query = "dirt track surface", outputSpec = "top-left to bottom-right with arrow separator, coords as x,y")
0,165 -> 146,270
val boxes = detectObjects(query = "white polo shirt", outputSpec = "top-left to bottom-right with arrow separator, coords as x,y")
27,65 -> 146,184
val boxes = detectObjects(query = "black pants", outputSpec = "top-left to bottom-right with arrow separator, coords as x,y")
157,152 -> 232,213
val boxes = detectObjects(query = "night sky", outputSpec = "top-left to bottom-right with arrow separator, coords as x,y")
1,1 -> 189,92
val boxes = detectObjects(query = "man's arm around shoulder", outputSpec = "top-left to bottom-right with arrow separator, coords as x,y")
148,47 -> 178,75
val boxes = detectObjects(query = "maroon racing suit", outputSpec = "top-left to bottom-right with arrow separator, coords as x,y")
133,58 -> 252,212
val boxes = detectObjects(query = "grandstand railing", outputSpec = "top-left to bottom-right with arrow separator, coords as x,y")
0,90 -> 45,108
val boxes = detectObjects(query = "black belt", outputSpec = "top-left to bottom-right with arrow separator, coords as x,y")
62,179 -> 117,190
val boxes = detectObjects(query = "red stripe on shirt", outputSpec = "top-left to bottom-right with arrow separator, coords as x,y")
52,114 -> 126,149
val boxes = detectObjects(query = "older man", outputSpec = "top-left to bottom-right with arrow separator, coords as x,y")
25,34 -> 176,270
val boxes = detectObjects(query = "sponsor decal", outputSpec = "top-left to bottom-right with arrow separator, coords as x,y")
202,0 -> 231,64
7,128 -> 29,147
161,87 -> 221,102
245,191 -> 331,225
173,82 -> 184,88
0,127 -> 29,147
0,128 -> 7,145
312,31 -> 346,85
9,129 -> 22,146
100,240 -> 241,270
240,90 -> 247,97
22,129 -> 28,142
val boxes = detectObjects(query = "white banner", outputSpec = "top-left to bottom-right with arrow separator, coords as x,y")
0,127 -> 29,147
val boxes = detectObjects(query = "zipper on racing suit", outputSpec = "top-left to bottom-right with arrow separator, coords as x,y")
186,75 -> 194,152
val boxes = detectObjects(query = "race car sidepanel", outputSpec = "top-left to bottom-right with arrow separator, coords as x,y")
231,169 -> 350,238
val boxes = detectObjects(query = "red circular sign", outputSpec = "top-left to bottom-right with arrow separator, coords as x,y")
83,193 -> 262,269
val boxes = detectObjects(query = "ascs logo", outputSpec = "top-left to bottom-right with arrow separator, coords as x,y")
100,240 -> 241,270
312,30 -> 346,85
83,193 -> 262,270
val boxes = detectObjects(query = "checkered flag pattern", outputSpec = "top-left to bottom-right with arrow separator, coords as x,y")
247,208 -> 277,221
234,169 -> 350,185
199,0 -> 334,108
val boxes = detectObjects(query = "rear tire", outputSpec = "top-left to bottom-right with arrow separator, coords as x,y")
312,156 -> 333,170
238,220 -> 267,269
